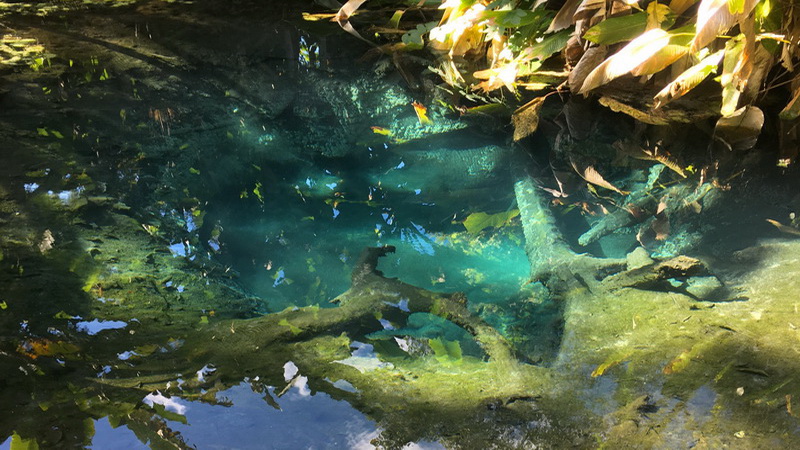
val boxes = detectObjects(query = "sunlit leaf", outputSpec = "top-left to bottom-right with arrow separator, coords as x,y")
473,62 -> 522,92
654,49 -> 724,108
646,2 -> 675,29
569,46 -> 607,92
10,432 -> 39,450
463,209 -> 520,234
720,35 -> 745,116
630,31 -> 693,76
579,28 -> 673,93
691,0 -> 758,52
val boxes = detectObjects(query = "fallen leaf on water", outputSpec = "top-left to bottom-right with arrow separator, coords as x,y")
370,126 -> 392,136
412,101 -> 432,125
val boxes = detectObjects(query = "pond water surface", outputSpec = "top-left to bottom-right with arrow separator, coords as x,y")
3,1 -> 800,449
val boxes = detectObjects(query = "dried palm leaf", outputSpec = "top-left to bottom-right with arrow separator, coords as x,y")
691,0 -> 758,52
653,49 -> 724,109
512,96 -> 547,141
571,160 -> 629,195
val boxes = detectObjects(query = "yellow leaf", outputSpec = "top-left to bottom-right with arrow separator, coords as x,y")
411,101 -> 432,125
579,28 -> 672,93
691,0 -> 758,52
720,35 -> 745,116
463,210 -> 520,234
591,351 -> 631,377
512,96 -> 546,141
653,49 -> 724,108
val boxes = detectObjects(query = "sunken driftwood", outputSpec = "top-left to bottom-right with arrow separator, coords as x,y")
184,246 -> 518,369
514,174 -> 625,289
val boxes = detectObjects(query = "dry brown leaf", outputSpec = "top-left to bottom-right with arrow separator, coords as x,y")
691,0 -> 758,52
334,0 -> 373,45
653,49 -> 724,109
652,215 -> 670,240
548,0 -> 583,32
669,0 -> 699,15
714,106 -> 765,151
579,28 -> 672,94
569,46 -> 607,93
512,96 -> 546,141
571,161 -> 629,194
574,0 -> 605,22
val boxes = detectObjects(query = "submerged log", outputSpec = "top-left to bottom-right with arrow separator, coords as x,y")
513,174 -> 625,289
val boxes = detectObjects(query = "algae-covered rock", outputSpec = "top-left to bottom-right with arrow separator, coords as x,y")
684,275 -> 724,300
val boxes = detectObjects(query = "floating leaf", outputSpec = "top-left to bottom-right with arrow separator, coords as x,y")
189,167 -> 200,175
53,310 -> 78,319
654,49 -> 724,108
463,209 -> 520,234
18,338 -> 80,359
0,301 -> 7,309
411,101 -> 432,125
